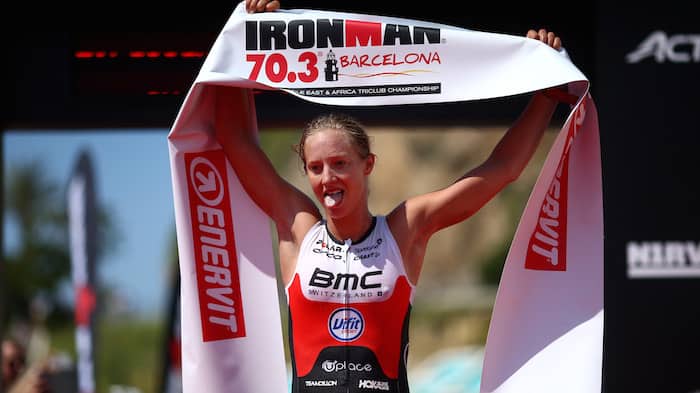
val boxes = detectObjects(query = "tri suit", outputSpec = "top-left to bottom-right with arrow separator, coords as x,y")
286,216 -> 416,393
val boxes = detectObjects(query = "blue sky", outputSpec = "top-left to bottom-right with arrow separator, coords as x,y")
3,128 -> 176,319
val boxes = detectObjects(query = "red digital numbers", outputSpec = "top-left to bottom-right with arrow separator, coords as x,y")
246,51 -> 319,83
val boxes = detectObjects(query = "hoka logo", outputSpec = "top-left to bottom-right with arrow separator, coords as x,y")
358,379 -> 390,391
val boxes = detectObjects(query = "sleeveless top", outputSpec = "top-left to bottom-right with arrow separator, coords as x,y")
285,216 -> 416,392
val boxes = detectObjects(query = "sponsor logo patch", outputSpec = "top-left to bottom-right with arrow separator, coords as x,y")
358,379 -> 390,391
328,307 -> 364,342
626,31 -> 700,63
321,360 -> 373,373
305,380 -> 338,387
627,241 -> 700,278
185,150 -> 246,341
243,17 -> 444,95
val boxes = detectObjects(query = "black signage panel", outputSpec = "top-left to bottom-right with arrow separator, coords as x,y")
597,2 -> 700,392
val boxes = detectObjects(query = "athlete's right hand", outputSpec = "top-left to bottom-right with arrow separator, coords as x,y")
246,0 -> 280,13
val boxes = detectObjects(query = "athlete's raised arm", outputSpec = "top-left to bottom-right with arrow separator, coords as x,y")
388,28 -> 564,283
213,86 -> 320,281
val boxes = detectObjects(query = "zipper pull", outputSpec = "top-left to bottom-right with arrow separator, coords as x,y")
343,238 -> 352,258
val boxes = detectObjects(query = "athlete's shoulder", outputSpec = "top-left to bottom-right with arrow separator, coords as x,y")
299,218 -> 325,242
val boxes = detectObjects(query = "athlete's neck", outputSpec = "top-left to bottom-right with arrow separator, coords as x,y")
326,211 -> 374,244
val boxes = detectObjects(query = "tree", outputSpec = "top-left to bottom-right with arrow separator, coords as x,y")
2,159 -> 120,332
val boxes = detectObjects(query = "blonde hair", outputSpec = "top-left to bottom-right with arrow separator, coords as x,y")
294,113 -> 372,170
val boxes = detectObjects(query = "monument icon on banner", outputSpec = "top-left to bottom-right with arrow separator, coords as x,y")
324,50 -> 339,81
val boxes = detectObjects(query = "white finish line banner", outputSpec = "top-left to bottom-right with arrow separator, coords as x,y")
167,2 -> 602,393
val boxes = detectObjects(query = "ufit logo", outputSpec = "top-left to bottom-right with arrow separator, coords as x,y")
328,307 -> 364,342
185,150 -> 246,341
525,96 -> 587,271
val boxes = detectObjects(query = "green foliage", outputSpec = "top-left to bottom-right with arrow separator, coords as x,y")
95,318 -> 164,393
3,160 -> 72,328
47,323 -> 77,357
45,318 -> 166,393
2,158 -> 121,335
477,186 -> 526,286
479,243 -> 511,286
259,128 -> 302,173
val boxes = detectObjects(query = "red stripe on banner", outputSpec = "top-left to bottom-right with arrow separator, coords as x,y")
524,150 -> 570,270
184,149 -> 246,341
524,101 -> 578,271
525,98 -> 588,271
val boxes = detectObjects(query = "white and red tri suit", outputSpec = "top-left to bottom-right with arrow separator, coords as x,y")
286,216 -> 416,393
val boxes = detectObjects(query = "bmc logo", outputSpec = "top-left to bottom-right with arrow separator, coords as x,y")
309,267 -> 382,289
185,150 -> 246,341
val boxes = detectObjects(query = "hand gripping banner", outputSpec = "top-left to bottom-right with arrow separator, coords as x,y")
167,2 -> 602,392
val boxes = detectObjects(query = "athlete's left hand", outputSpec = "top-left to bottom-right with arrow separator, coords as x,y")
246,0 -> 280,13
526,28 -> 562,51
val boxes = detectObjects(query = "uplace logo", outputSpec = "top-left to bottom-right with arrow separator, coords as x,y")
321,360 -> 372,373
328,307 -> 364,342
185,150 -> 246,341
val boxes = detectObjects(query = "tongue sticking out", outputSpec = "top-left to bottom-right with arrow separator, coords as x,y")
324,191 -> 342,208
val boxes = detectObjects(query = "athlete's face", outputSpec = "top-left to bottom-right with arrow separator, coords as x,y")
304,129 -> 374,219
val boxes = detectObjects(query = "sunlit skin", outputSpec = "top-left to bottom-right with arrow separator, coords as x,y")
527,28 -> 562,50
245,0 -> 280,13
303,129 -> 375,241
